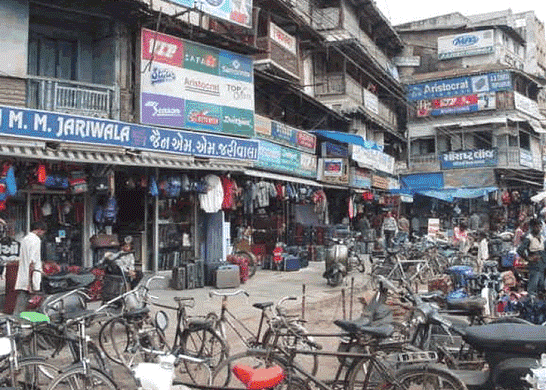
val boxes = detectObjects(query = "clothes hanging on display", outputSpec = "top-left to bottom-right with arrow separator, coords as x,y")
255,181 -> 276,209
221,176 -> 239,211
199,174 -> 224,213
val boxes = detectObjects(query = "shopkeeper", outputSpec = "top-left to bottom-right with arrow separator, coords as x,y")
517,218 -> 546,297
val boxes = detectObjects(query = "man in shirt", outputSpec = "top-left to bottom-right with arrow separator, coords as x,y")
381,211 -> 398,248
517,218 -> 546,297
13,221 -> 47,315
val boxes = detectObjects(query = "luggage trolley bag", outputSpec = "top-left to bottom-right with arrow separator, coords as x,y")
215,264 -> 240,289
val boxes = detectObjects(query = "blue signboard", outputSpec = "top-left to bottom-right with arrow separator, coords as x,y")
440,148 -> 498,170
0,105 -> 258,161
408,71 -> 512,101
255,140 -> 316,177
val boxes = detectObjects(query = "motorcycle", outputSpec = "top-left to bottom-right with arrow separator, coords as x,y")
381,275 -> 544,390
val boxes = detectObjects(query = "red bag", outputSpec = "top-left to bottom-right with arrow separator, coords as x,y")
227,254 -> 249,283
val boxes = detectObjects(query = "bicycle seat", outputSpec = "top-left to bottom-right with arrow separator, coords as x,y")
253,302 -> 274,310
232,364 -> 285,390
334,319 -> 394,339
124,307 -> 150,320
386,247 -> 400,255
186,317 -> 215,331
19,312 -> 50,324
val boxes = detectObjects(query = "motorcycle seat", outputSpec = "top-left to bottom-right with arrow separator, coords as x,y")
333,319 -> 394,339
446,296 -> 485,313
419,291 -> 444,301
465,323 -> 546,354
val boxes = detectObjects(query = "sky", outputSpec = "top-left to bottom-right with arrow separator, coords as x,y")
374,0 -> 546,27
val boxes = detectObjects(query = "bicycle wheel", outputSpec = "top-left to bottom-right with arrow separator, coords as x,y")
346,360 -> 467,390
262,328 -> 319,377
98,316 -> 131,366
179,328 -> 228,384
211,349 -> 289,388
46,365 -> 119,390
1,357 -> 62,389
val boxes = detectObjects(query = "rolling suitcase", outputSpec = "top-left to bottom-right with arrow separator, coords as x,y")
205,260 -> 224,286
283,255 -> 301,272
215,264 -> 240,289
171,266 -> 186,290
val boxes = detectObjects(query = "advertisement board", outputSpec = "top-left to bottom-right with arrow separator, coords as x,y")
254,140 -> 316,177
407,71 -> 512,101
438,30 -> 495,60
253,114 -> 316,154
417,92 -> 496,117
349,167 -> 371,189
318,158 -> 349,184
166,0 -> 252,29
352,145 -> 395,175
270,22 -> 297,55
440,148 -> 498,170
0,105 -> 259,160
140,29 -> 255,137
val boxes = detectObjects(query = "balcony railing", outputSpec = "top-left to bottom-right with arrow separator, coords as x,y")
27,77 -> 116,119
315,72 -> 398,128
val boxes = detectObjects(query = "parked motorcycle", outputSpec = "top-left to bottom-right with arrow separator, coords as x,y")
382,275 -> 544,390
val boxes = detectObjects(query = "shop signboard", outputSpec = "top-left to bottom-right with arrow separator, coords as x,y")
428,218 -> 440,236
0,105 -> 259,161
444,169 -> 495,188
417,92 -> 496,117
254,140 -> 316,177
440,148 -> 498,170
520,149 -> 534,168
140,29 -> 255,137
514,91 -> 542,119
349,167 -> 371,189
438,30 -> 494,60
321,142 -> 349,158
407,71 -> 512,101
166,0 -> 252,28
323,158 -> 344,177
363,89 -> 379,115
254,115 -> 316,154
371,174 -> 389,190
270,22 -> 297,55
318,158 -> 349,184
352,145 -> 395,175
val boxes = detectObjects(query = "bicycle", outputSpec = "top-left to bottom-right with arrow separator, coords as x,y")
0,312 -> 63,390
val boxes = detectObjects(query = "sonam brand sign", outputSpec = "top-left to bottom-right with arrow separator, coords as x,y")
140,29 -> 254,137
440,148 -> 498,169
438,30 -> 494,60
166,0 -> 252,29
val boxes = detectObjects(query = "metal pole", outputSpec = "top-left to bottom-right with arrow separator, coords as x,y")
302,284 -> 306,320
350,277 -> 354,320
341,288 -> 346,320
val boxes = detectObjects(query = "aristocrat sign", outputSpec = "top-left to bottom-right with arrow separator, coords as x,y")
440,148 -> 498,170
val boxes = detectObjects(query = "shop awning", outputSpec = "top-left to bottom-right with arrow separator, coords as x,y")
243,169 -> 321,187
310,130 -> 383,150
400,173 -> 444,191
0,143 -> 251,172
417,187 -> 498,202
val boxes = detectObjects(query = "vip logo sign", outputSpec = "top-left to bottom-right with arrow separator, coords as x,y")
141,29 -> 184,67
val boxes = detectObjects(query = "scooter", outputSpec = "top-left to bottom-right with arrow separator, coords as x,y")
323,237 -> 349,286
383,275 -> 544,390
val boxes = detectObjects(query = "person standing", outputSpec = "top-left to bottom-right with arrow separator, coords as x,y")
398,214 -> 410,243
13,221 -> 47,315
517,218 -> 546,297
476,231 -> 489,273
382,211 -> 398,248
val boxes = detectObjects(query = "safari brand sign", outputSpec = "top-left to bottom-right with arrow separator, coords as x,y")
167,0 -> 252,29
140,29 -> 254,137
438,30 -> 494,60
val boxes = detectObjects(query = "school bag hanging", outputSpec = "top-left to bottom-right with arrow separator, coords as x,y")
103,196 -> 118,225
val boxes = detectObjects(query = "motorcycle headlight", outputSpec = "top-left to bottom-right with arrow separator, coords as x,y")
410,308 -> 427,326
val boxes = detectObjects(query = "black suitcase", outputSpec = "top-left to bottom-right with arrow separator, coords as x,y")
194,260 -> 205,288
171,266 -> 186,290
205,260 -> 224,286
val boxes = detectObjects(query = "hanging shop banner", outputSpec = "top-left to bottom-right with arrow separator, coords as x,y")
444,169 -> 496,188
165,0 -> 252,29
318,158 -> 349,185
270,22 -> 297,55
440,148 -> 498,170
349,167 -> 371,189
371,174 -> 389,190
428,218 -> 440,236
363,89 -> 379,115
520,149 -> 535,168
417,92 -> 496,117
321,142 -> 349,158
140,29 -> 255,137
407,71 -> 512,101
253,115 -> 316,154
514,91 -> 543,119
0,105 -> 259,160
438,30 -> 494,60
254,140 -> 316,177
352,144 -> 395,175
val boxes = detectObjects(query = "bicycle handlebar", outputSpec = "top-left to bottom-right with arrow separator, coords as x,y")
209,289 -> 250,298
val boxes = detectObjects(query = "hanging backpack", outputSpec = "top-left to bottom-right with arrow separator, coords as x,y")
165,176 -> 182,198
103,197 -> 118,225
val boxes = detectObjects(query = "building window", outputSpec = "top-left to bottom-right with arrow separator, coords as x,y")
411,138 -> 435,155
520,132 -> 530,150
28,33 -> 77,80
474,131 -> 492,150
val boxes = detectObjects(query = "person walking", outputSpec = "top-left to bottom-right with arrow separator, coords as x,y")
13,220 -> 47,315
398,214 -> 410,243
382,211 -> 398,249
517,218 -> 546,297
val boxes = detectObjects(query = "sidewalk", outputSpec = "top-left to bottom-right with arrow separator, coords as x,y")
144,261 -> 370,319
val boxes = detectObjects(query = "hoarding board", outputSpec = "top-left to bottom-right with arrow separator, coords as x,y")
438,30 -> 495,60
166,0 -> 252,29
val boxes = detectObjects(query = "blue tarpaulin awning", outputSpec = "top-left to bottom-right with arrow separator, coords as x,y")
400,173 -> 444,191
391,186 -> 498,202
311,130 -> 383,150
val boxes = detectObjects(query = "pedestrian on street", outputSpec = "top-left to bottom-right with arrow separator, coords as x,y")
398,214 -> 410,243
13,220 -> 47,315
517,218 -> 546,297
476,231 -> 489,274
382,211 -> 398,249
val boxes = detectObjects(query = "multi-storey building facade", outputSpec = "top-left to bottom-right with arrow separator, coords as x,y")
0,0 -> 405,271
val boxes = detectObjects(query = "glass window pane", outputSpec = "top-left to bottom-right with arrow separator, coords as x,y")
39,38 -> 56,77
57,40 -> 76,80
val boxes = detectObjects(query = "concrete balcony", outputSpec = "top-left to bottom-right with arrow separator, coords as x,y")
27,76 -> 117,119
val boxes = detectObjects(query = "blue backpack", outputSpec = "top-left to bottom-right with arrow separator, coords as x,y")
103,197 -> 118,225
